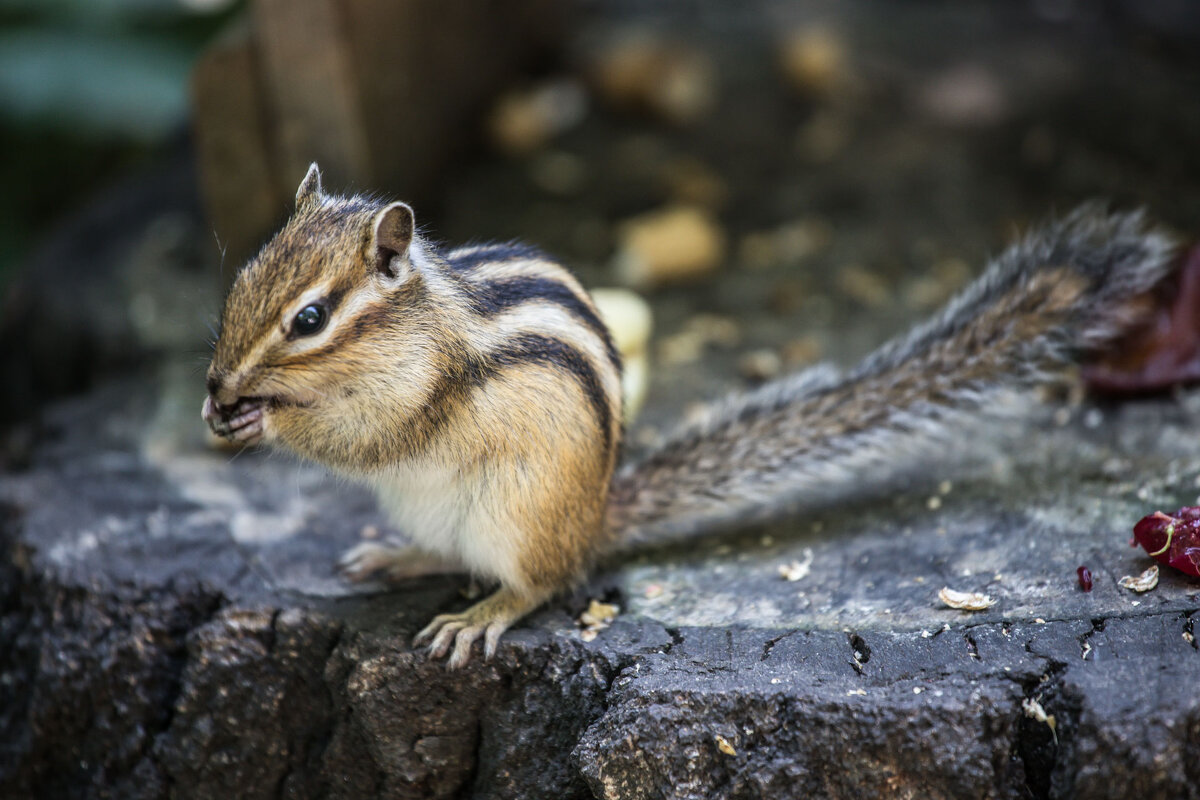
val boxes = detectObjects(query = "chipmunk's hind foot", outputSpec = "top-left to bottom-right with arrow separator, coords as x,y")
414,586 -> 545,669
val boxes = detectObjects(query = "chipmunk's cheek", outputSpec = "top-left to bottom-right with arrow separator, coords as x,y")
260,402 -> 307,444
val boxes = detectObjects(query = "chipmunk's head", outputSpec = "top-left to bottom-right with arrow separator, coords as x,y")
203,163 -> 439,462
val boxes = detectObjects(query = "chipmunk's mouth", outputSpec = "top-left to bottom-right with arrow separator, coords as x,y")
203,395 -> 265,443
202,393 -> 316,444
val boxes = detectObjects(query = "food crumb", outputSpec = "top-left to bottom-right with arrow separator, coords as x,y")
778,548 -> 815,581
578,599 -> 620,641
580,599 -> 620,627
938,587 -> 996,611
714,735 -> 737,756
1118,565 -> 1159,593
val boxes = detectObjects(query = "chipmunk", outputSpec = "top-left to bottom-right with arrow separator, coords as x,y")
204,163 -> 1177,667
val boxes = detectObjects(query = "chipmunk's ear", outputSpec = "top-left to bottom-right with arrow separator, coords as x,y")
295,163 -> 324,211
370,202 -> 415,279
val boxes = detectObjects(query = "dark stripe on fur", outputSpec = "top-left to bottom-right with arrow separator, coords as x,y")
487,334 -> 615,452
447,242 -> 547,272
468,276 -> 623,373
392,334 -> 615,459
392,346 -> 480,458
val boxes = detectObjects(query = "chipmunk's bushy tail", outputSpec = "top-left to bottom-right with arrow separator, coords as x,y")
606,206 -> 1178,545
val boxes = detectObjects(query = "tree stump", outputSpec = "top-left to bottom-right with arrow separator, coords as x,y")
5,180 -> 1200,799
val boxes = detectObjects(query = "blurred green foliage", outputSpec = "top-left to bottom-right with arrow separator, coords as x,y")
0,0 -> 243,284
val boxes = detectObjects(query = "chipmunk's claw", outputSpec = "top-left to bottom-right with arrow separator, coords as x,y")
416,612 -> 496,668
421,618 -> 509,669
413,587 -> 542,668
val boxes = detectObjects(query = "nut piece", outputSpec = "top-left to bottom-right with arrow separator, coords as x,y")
938,587 -> 997,611
613,205 -> 726,288
579,599 -> 620,642
590,288 -> 653,357
590,287 -> 654,421
1118,564 -> 1159,593
714,735 -> 737,756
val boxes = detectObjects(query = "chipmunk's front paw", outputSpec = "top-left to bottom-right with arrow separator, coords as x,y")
202,396 -> 265,445
413,587 -> 543,669
338,541 -> 402,583
338,542 -> 458,583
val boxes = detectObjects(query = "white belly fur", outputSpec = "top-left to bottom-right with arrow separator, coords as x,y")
370,460 -> 523,590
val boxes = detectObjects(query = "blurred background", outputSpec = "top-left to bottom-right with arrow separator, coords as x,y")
0,0 -> 238,279
2,0 -> 1200,445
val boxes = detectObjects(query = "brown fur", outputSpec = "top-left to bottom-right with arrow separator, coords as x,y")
206,165 -> 621,664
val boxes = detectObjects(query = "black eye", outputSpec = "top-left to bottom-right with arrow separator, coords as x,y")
292,303 -> 328,336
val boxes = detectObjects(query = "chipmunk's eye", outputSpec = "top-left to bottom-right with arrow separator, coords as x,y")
292,303 -> 328,336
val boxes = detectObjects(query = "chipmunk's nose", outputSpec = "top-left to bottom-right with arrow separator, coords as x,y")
205,372 -> 239,407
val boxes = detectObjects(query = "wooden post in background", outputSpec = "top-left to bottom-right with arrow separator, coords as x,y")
253,0 -> 373,192
192,0 -> 564,273
191,22 -> 279,270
